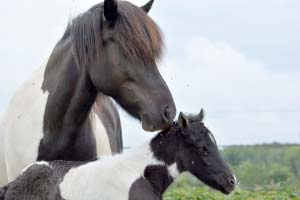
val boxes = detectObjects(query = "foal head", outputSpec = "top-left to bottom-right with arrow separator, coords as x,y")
151,110 -> 236,194
176,110 -> 236,194
71,0 -> 176,131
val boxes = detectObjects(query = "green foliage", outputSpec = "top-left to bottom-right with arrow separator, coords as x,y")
164,186 -> 300,200
222,144 -> 300,188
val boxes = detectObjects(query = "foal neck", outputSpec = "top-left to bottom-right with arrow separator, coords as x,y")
150,124 -> 181,165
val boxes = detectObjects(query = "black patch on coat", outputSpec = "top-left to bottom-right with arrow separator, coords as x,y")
129,165 -> 173,200
0,184 -> 8,200
150,125 -> 181,166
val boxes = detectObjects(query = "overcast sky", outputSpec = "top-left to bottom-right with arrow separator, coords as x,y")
0,0 -> 300,147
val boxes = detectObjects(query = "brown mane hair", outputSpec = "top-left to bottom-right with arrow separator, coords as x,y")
65,1 -> 164,67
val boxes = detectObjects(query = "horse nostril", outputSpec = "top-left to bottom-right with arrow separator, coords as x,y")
162,106 -> 172,124
228,175 -> 237,186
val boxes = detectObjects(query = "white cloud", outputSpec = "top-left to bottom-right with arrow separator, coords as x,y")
162,37 -> 300,111
156,36 -> 300,145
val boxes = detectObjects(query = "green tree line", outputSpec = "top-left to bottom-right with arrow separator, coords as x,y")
222,144 -> 300,189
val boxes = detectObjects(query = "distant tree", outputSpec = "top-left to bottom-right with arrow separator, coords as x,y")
284,147 -> 300,178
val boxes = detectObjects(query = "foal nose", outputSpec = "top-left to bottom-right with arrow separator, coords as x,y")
227,174 -> 237,187
162,106 -> 174,125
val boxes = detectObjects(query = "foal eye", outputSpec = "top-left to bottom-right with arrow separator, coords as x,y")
202,146 -> 209,155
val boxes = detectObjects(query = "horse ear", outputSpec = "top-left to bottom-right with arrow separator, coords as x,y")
197,109 -> 205,121
141,0 -> 154,13
104,0 -> 118,22
178,112 -> 189,129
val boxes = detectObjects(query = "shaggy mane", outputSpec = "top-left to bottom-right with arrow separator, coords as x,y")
64,1 -> 164,66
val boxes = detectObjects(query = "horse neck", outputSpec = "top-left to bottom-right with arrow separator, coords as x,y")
42,37 -> 98,142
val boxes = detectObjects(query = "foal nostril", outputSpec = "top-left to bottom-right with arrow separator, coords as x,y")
162,106 -> 172,124
228,175 -> 237,186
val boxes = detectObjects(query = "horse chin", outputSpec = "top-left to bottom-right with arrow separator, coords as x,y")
140,113 -> 172,132
140,113 -> 156,132
141,120 -> 156,132
141,118 -> 172,132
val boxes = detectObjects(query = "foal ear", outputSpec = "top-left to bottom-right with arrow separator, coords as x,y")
196,109 -> 205,122
141,0 -> 154,13
104,0 -> 118,22
178,112 -> 189,129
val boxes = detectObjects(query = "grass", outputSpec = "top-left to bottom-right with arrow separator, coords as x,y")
164,186 -> 300,200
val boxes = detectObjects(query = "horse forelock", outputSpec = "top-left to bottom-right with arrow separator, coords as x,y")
67,1 -> 164,67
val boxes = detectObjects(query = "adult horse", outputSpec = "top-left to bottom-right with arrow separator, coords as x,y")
0,0 -> 176,186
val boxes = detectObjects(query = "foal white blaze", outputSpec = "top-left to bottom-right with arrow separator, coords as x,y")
0,65 -> 110,184
59,142 -> 177,200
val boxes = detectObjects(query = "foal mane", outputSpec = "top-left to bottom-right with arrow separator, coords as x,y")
65,1 -> 164,67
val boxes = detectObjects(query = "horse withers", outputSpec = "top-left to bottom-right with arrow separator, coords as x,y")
0,0 -> 176,185
0,110 -> 236,200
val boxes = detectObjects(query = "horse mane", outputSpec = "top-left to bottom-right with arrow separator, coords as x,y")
65,1 -> 164,66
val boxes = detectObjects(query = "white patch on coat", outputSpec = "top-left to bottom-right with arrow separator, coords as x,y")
208,132 -> 217,145
59,141 -> 163,200
168,163 -> 180,179
91,112 -> 112,156
233,174 -> 237,184
21,161 -> 51,174
2,65 -> 48,182
0,118 -> 7,186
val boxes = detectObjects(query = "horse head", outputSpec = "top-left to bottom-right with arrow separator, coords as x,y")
86,0 -> 176,131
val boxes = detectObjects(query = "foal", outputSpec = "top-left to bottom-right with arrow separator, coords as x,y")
0,110 -> 236,200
